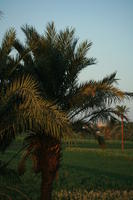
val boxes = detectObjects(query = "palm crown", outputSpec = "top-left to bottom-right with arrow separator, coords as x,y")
0,28 -> 71,151
13,22 -> 133,124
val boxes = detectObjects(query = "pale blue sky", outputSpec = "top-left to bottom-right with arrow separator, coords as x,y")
0,0 -> 133,119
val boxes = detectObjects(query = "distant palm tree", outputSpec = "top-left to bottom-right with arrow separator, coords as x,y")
115,105 -> 129,150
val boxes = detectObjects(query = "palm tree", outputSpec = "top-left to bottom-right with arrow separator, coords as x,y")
0,28 -> 71,200
115,105 -> 129,151
14,23 -> 133,120
12,22 -> 133,199
0,75 -> 70,200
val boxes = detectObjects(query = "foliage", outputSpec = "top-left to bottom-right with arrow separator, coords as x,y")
0,27 -> 71,200
0,75 -> 70,150
1,22 -> 133,199
101,121 -> 133,140
13,22 -> 133,124
114,105 -> 129,120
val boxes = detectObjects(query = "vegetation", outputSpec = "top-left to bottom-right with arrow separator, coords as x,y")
53,190 -> 133,200
0,138 -> 133,199
0,27 -> 71,200
100,117 -> 133,141
0,22 -> 133,199
115,105 -> 129,150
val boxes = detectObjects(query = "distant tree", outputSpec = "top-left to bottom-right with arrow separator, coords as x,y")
125,122 -> 133,140
115,105 -> 129,150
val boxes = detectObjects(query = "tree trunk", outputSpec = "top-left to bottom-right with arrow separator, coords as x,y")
41,170 -> 53,200
40,136 -> 61,200
121,114 -> 124,151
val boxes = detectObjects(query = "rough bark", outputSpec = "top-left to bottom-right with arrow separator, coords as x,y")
40,136 -> 61,200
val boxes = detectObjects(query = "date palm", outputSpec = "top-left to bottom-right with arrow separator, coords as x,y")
12,22 -> 133,199
0,75 -> 70,199
0,28 -> 71,200
14,22 -> 132,121
115,105 -> 129,150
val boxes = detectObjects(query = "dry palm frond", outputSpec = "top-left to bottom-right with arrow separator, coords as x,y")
68,76 -> 125,121
17,134 -> 41,175
18,132 -> 42,175
0,75 -> 71,151
69,80 -> 124,112
82,81 -> 124,99
18,149 -> 31,175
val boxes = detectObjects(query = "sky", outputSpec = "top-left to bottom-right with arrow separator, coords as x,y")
0,0 -> 133,119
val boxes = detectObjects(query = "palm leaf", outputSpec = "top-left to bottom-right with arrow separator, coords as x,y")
1,28 -> 16,56
0,75 -> 71,151
45,22 -> 57,43
101,71 -> 118,85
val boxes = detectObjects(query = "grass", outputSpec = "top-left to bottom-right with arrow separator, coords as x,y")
0,137 -> 133,199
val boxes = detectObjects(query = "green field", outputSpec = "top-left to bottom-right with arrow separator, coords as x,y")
0,138 -> 133,199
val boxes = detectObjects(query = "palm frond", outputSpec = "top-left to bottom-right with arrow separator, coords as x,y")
45,22 -> 57,43
0,75 -> 71,151
13,39 -> 33,66
76,40 -> 92,58
18,149 -> 31,175
0,160 -> 20,184
57,27 -> 75,48
114,105 -> 129,121
21,25 -> 39,42
20,132 -> 42,174
68,80 -> 124,112
1,28 -> 16,56
123,92 -> 133,100
88,107 -> 115,123
21,25 -> 40,53
68,78 -> 126,121
101,71 -> 118,85
82,81 -> 124,99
